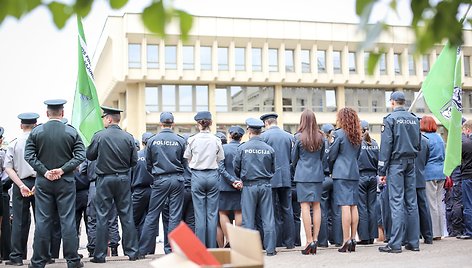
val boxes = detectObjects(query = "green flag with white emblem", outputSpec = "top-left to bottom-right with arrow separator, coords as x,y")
72,17 -> 104,146
422,43 -> 463,176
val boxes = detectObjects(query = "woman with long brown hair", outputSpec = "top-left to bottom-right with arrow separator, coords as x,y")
291,109 -> 326,255
328,107 -> 362,253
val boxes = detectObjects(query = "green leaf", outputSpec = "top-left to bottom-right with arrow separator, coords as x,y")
410,0 -> 429,27
73,0 -> 93,17
358,1 -> 374,30
26,0 -> 41,12
109,0 -> 128,9
8,0 -> 28,19
0,0 -> 10,23
356,0 -> 375,16
48,1 -> 73,29
367,52 -> 381,75
177,10 -> 193,41
142,1 -> 168,36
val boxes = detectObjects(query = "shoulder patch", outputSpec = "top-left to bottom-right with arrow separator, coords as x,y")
381,124 -> 385,133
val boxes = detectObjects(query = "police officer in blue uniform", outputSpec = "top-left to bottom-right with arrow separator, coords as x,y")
234,118 -> 276,256
139,112 -> 186,256
260,113 -> 295,249
357,120 -> 379,244
131,132 -> 154,238
412,132 -> 433,244
86,106 -> 139,262
24,100 -> 85,268
378,91 -> 421,253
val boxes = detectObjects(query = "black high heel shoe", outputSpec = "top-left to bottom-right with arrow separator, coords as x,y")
338,240 -> 353,253
310,241 -> 318,255
301,241 -> 315,255
349,239 -> 357,252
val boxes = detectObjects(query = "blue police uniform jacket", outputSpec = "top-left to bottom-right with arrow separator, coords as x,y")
146,128 -> 186,176
291,133 -> 327,183
74,168 -> 90,191
261,126 -> 293,187
131,149 -> 154,189
328,128 -> 361,181
378,107 -> 421,176
423,132 -> 445,180
415,135 -> 430,189
233,136 -> 275,182
219,140 -> 240,191
358,139 -> 379,175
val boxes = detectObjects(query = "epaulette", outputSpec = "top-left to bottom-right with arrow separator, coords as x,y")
65,124 -> 76,130
421,133 -> 429,140
237,141 -> 246,147
383,113 -> 392,119
177,134 -> 185,139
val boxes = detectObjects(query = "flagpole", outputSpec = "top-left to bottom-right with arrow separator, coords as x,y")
409,4 -> 472,113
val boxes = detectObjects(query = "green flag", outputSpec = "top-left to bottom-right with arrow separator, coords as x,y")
422,43 -> 463,176
72,17 -> 103,146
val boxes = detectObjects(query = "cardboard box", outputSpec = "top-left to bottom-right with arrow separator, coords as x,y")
151,222 -> 264,268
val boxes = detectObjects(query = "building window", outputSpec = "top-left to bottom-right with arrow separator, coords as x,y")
215,86 -> 274,112
348,52 -> 356,74
252,48 -> 262,71
285,49 -> 294,72
345,88 -> 408,113
463,90 -> 472,113
144,85 -> 209,112
301,49 -> 310,73
423,55 -> 430,75
218,47 -> 229,71
235,47 -> 245,71
146,44 -> 158,69
165,46 -> 177,69
282,87 -> 336,112
408,55 -> 416,75
379,53 -> 387,75
182,46 -> 194,70
268,48 -> 278,72
465,55 -> 471,77
317,50 -> 326,72
200,46 -> 212,70
333,50 -> 342,74
394,53 -> 401,75
128,43 -> 141,68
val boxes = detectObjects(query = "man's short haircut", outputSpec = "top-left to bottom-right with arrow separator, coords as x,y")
248,127 -> 262,135
265,117 -> 277,125
47,107 -> 63,117
107,113 -> 121,123
394,99 -> 405,106
463,120 -> 472,131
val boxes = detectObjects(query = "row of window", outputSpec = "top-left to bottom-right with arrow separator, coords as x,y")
129,43 -> 472,76
145,85 -> 458,114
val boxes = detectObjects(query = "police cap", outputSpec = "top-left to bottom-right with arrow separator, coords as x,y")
101,106 -> 123,117
194,111 -> 212,121
0,127 -> 3,138
390,91 -> 405,101
360,120 -> 369,130
18,112 -> 40,124
228,126 -> 245,136
321,123 -> 334,134
142,132 -> 153,144
260,113 -> 278,122
215,131 -> 227,142
160,112 -> 174,123
246,118 -> 264,129
44,99 -> 67,109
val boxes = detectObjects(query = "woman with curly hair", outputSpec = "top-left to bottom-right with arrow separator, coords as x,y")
328,107 -> 362,253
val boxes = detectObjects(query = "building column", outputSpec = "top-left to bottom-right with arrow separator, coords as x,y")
209,83 -> 217,134
124,84 -> 144,138
274,84 -> 283,125
336,85 -> 345,111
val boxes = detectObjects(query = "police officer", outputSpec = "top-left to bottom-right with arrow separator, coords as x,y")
86,106 -> 139,262
184,111 -> 224,248
357,120 -> 379,244
130,132 -> 154,238
24,100 -> 85,268
413,131 -> 433,244
234,118 -> 276,256
4,113 -> 38,266
139,112 -> 186,256
260,113 -> 295,249
74,163 -> 89,249
378,91 -> 421,253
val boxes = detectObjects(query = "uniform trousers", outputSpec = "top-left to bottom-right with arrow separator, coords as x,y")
241,182 -> 275,254
164,187 -> 194,254
387,160 -> 419,250
132,186 -> 151,238
416,188 -> 433,241
139,174 -> 184,255
425,180 -> 446,237
30,176 -> 80,268
291,187 -> 301,247
379,184 -> 392,241
319,176 -> 342,246
462,179 -> 472,236
191,169 -> 220,248
93,174 -> 138,260
1,188 -> 11,260
10,177 -> 35,262
272,187 -> 295,248
75,189 -> 88,241
357,174 -> 378,241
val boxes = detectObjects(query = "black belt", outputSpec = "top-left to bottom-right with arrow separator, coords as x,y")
389,158 -> 415,165
244,180 -> 271,187
190,168 -> 216,172
23,176 -> 36,180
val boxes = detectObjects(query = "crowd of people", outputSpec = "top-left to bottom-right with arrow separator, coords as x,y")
0,91 -> 471,267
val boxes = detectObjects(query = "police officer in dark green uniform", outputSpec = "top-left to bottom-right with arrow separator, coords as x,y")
86,106 -> 139,263
24,99 -> 85,268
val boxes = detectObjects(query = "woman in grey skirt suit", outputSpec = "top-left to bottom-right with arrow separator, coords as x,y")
291,109 -> 326,255
328,107 -> 362,253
